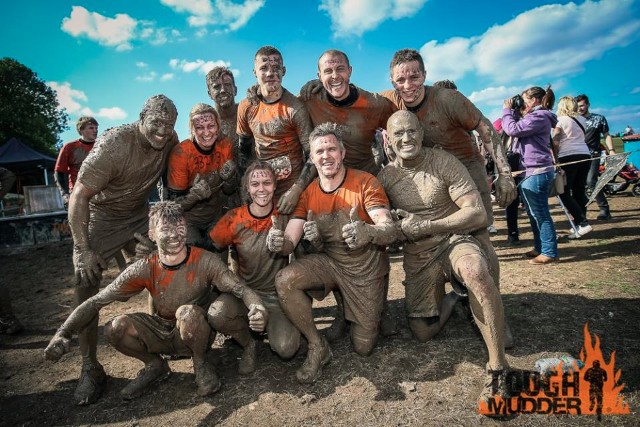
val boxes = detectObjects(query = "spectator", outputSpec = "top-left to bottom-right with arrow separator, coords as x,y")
575,94 -> 615,220
502,86 -> 559,265
552,96 -> 592,239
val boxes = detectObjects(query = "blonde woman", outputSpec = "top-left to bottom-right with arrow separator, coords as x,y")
552,96 -> 592,239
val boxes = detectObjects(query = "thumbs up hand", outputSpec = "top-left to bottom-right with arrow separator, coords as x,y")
303,210 -> 322,248
266,215 -> 285,253
394,208 -> 430,242
341,206 -> 371,250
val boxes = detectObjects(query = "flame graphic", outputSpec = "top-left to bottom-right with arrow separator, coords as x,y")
478,323 -> 630,417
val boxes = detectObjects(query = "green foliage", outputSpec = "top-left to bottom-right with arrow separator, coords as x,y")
0,57 -> 69,156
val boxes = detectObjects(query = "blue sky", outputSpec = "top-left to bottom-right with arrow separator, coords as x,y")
2,0 -> 639,146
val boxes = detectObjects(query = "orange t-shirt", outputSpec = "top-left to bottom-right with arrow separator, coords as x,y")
167,137 -> 234,227
209,204 -> 287,293
304,86 -> 393,175
292,168 -> 389,278
237,88 -> 312,198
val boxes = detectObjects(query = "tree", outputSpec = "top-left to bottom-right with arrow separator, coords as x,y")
0,57 -> 69,156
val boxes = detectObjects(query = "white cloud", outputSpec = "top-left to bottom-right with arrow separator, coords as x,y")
419,0 -> 640,84
320,0 -> 427,38
160,73 -> 175,81
161,0 -> 264,31
631,87 -> 640,94
81,107 -> 128,121
136,61 -> 148,68
61,6 -> 178,50
136,72 -> 158,82
48,81 -> 88,113
169,58 -> 236,75
48,81 -> 126,121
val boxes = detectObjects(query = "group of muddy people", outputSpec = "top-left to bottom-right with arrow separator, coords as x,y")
32,46 -> 529,408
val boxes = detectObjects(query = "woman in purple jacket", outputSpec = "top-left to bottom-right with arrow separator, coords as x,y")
502,86 -> 558,264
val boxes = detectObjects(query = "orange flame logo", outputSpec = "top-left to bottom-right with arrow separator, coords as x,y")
478,323 -> 630,418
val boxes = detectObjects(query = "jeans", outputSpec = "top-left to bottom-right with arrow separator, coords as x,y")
520,171 -> 558,258
586,155 -> 609,209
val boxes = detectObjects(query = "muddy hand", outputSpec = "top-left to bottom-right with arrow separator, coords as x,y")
219,160 -> 237,181
73,246 -> 107,287
134,232 -> 156,259
341,207 -> 369,250
299,79 -> 324,101
266,215 -> 284,252
494,173 -> 517,208
190,174 -> 212,200
394,208 -> 428,241
303,210 -> 321,245
44,334 -> 70,361
248,304 -> 268,332
277,184 -> 302,215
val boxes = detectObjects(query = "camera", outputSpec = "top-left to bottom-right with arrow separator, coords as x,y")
511,94 -> 524,110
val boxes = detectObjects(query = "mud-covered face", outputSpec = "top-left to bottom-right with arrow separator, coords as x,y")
209,74 -> 237,108
253,54 -> 285,93
192,112 -> 219,150
152,218 -> 187,257
391,60 -> 426,107
318,53 -> 352,101
140,110 -> 177,150
311,135 -> 346,179
388,114 -> 423,160
79,123 -> 98,142
248,169 -> 275,208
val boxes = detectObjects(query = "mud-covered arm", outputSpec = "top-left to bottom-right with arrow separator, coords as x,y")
68,181 -> 108,287
341,207 -> 396,249
215,269 -> 268,331
395,191 -> 486,241
476,116 -> 517,207
168,172 -> 222,210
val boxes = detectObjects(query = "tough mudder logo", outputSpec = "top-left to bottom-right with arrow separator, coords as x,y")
479,324 -> 630,419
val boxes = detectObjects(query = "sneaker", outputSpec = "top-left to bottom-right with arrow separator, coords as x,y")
379,308 -> 398,337
325,313 -> 349,343
193,359 -> 221,397
120,360 -> 170,400
296,337 -> 332,384
596,209 -> 612,220
568,224 -> 593,240
74,363 -> 107,406
487,224 -> 498,234
507,234 -> 520,245
238,339 -> 257,375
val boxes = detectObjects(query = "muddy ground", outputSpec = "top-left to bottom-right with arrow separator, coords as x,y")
1,193 -> 639,426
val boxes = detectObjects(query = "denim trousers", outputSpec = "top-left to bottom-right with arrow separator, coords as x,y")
520,170 -> 558,258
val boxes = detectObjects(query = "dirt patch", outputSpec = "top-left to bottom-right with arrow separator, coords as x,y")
1,193 -> 639,426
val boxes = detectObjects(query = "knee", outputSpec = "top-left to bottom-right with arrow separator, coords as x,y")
176,304 -> 205,331
270,333 -> 300,360
457,255 -> 492,288
275,268 -> 300,302
408,317 -> 439,342
104,315 -> 132,345
350,325 -> 377,356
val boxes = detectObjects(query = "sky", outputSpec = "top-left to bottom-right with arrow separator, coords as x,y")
2,0 -> 640,147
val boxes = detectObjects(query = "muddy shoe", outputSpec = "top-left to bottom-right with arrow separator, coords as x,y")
193,359 -> 221,397
74,363 -> 107,406
0,314 -> 24,335
238,339 -> 257,375
325,316 -> 348,342
120,360 -> 170,400
296,337 -> 332,384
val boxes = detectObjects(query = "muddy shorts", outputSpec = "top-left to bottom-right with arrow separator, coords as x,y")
89,209 -> 149,262
286,253 -> 385,332
403,234 -> 485,318
464,159 -> 493,224
123,312 -> 192,357
210,290 -> 300,352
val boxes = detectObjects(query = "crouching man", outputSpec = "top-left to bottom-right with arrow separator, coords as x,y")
45,201 -> 267,401
268,122 -> 396,384
378,111 -> 509,401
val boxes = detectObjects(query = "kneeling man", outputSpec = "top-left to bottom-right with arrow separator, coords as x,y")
268,122 -> 396,384
45,201 -> 267,401
378,111 -> 509,400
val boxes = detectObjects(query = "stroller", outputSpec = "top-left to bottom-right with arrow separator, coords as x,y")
597,162 -> 640,197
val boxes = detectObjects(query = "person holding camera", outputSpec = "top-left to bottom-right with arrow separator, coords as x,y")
502,86 -> 559,265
